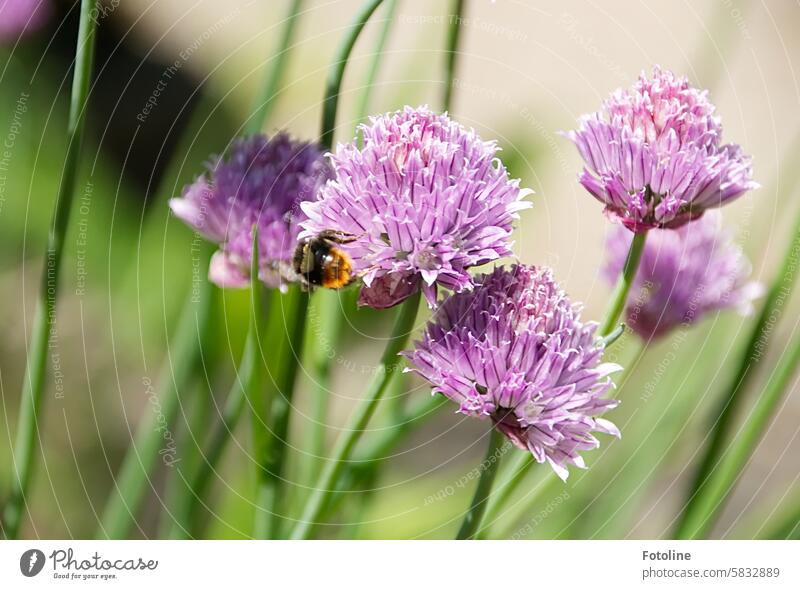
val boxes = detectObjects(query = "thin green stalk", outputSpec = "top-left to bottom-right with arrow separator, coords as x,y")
316,392 -> 447,525
313,0 -> 465,514
161,374 -> 213,538
151,6 -> 306,538
678,201 -> 800,533
172,236 -> 271,540
456,427 -> 505,539
320,0 -> 385,151
291,290 -> 421,540
489,471 -> 557,539
2,0 -> 98,540
354,0 -> 399,129
349,393 -> 447,478
599,323 -> 625,347
246,0 -> 305,135
304,0 -> 399,490
258,0 -> 387,538
476,451 -> 533,537
599,231 -> 647,336
256,286 -> 309,538
675,328 -> 800,538
442,0 -> 465,112
247,228 -> 268,464
98,270 -> 213,538
303,291 -> 346,497
177,287 -> 269,537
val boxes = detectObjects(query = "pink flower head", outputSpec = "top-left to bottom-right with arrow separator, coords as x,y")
566,67 -> 757,232
405,264 -> 620,480
300,106 -> 532,308
170,133 -> 330,289
604,211 -> 763,340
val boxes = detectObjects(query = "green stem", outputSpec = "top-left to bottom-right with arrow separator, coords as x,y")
178,304 -> 268,538
456,427 -> 505,540
476,451 -> 533,537
599,231 -> 647,336
599,323 -> 626,347
354,0 -> 399,131
489,471 -> 557,539
98,268 -> 214,539
675,329 -> 800,539
291,291 -> 421,539
153,6 -> 305,538
304,291 -> 347,493
256,287 -> 309,538
320,0 -> 385,151
677,202 -> 800,534
2,0 -> 98,540
350,393 -> 446,476
246,0 -> 305,135
442,0 -> 465,112
318,393 -> 446,525
161,373 -> 213,538
257,0 -> 387,539
303,0 -> 399,491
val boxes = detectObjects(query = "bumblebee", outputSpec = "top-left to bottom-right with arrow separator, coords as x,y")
293,230 -> 357,290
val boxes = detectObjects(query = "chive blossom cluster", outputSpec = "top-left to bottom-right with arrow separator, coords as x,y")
566,67 -> 756,232
300,106 -> 532,308
405,265 -> 621,480
170,133 -> 330,289
604,211 -> 763,340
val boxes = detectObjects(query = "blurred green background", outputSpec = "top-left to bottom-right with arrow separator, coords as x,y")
1,0 -> 799,539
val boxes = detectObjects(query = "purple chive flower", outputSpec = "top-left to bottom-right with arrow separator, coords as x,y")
404,265 -> 620,480
0,0 -> 50,41
604,211 -> 763,340
300,106 -> 531,309
566,67 -> 757,232
170,133 -> 330,289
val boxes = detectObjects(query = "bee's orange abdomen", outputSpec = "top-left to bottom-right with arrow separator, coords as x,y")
321,248 -> 353,289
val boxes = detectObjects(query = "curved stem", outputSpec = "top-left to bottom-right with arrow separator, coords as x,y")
2,0 -> 98,539
320,0 -> 385,151
304,1 -> 398,492
442,0 -> 465,112
675,328 -> 800,539
599,323 -> 625,347
246,0 -> 305,135
456,427 -> 505,540
354,0 -> 399,132
677,200 -> 800,534
291,291 -> 421,540
599,231 -> 647,336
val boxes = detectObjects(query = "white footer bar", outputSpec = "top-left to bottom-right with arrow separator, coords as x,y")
1,540 -> 797,588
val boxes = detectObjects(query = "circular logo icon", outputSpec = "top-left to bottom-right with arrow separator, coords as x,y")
19,549 -> 46,577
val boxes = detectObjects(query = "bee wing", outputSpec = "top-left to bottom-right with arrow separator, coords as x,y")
317,229 -> 359,244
